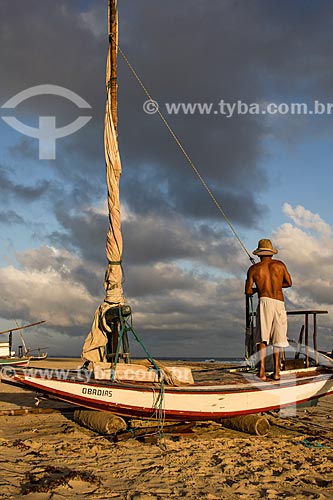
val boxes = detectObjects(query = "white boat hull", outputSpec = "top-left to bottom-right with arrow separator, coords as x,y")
2,366 -> 333,420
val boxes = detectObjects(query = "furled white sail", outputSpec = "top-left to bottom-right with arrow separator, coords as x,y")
103,40 -> 125,306
82,0 -> 125,362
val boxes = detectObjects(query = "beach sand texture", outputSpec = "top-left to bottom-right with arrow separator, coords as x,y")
0,359 -> 333,499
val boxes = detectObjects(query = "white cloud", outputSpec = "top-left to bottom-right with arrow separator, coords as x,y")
0,237 -> 247,357
277,204 -> 333,267
79,4 -> 105,39
0,247 -> 97,328
283,203 -> 331,239
273,204 -> 333,350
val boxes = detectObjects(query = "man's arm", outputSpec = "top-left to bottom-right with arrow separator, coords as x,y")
282,264 -> 292,288
245,268 -> 257,295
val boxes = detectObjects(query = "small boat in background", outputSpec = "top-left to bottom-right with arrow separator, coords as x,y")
15,320 -> 48,361
0,335 -> 29,366
0,320 -> 46,367
0,357 -> 29,367
25,349 -> 48,361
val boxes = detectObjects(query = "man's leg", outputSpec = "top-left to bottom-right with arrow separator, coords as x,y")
272,347 -> 281,380
257,342 -> 267,381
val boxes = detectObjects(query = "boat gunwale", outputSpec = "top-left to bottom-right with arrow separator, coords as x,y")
8,366 -> 333,395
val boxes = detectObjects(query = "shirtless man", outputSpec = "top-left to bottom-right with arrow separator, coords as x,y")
245,239 -> 292,381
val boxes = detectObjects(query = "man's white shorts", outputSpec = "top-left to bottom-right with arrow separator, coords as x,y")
255,297 -> 289,348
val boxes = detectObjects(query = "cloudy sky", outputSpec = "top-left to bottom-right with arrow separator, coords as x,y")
0,0 -> 333,358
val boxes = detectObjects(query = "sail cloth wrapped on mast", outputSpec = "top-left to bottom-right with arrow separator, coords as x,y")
82,0 -> 125,363
104,0 -> 124,306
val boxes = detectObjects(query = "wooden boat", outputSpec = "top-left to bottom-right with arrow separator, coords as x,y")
28,353 -> 48,361
2,359 -> 333,421
0,321 -> 45,367
0,321 -> 44,367
16,322 -> 48,361
0,357 -> 30,368
21,345 -> 48,361
0,340 -> 30,367
2,1 -> 333,421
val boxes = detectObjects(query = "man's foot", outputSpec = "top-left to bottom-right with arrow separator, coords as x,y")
269,373 -> 280,381
257,373 -> 267,382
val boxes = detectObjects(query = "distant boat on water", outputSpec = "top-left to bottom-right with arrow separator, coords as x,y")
0,320 -> 46,366
23,349 -> 48,361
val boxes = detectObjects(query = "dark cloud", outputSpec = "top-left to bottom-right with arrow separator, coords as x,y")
0,166 -> 50,202
46,204 -> 249,275
0,210 -> 24,225
0,1 -> 106,102
2,0 -> 332,228
49,206 -> 107,264
124,272 -> 246,358
122,163 -> 267,226
113,0 -> 333,227
122,214 -> 247,272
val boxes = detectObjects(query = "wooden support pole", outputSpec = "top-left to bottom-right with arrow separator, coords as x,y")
0,320 -> 46,336
305,313 -> 309,367
295,324 -> 304,360
8,331 -> 12,356
313,313 -> 318,365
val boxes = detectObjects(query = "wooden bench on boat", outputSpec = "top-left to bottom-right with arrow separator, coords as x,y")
287,310 -> 328,367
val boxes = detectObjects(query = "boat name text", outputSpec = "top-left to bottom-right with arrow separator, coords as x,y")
82,387 -> 113,397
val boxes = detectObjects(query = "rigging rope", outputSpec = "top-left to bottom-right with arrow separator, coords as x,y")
112,35 -> 255,265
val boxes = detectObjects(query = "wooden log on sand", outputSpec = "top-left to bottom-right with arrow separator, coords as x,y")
221,414 -> 270,436
0,407 -> 74,416
73,409 -> 127,435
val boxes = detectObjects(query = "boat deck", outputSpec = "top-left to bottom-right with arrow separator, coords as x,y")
42,364 -> 333,392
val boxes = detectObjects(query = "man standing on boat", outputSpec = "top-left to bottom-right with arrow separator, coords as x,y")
245,239 -> 292,381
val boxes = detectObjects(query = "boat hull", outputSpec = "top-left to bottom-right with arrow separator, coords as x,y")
29,354 -> 48,361
0,357 -> 30,367
2,366 -> 333,421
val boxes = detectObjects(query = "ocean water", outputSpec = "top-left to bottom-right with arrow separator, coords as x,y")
150,357 -> 245,364
54,356 -> 245,364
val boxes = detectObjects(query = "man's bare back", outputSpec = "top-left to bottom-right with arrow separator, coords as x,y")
245,239 -> 292,381
245,257 -> 292,301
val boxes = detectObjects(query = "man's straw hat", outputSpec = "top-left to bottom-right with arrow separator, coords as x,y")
253,238 -> 278,256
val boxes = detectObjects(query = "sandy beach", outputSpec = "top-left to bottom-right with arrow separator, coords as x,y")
1,358 -> 333,499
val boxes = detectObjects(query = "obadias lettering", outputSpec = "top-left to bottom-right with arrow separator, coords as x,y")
82,387 -> 113,397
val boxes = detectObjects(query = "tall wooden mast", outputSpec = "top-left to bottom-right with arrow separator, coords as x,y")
82,0 -> 127,364
109,0 -> 118,133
